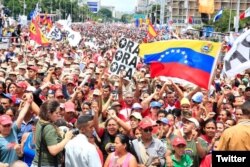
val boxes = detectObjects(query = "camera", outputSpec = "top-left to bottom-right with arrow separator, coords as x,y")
105,143 -> 115,153
108,145 -> 115,153
112,90 -> 118,100
71,128 -> 79,135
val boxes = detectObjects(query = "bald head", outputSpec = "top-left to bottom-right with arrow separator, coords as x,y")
10,160 -> 28,167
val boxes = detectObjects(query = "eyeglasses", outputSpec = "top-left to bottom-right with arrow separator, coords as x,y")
143,128 -> 153,133
176,144 -> 186,148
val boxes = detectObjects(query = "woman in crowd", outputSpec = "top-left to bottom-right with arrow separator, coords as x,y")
104,134 -> 137,167
218,110 -> 231,123
7,82 -> 17,95
31,100 -> 73,167
96,110 -> 131,160
4,107 -> 17,121
235,107 -> 243,123
200,119 -> 217,152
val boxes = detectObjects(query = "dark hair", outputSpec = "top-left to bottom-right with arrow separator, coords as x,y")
201,118 -> 216,135
5,77 -> 13,83
116,134 -> 131,152
82,101 -> 91,107
5,107 -> 17,119
0,81 -> 6,93
105,118 -> 118,128
221,110 -> 232,118
241,101 -> 250,116
7,82 -> 17,93
157,109 -> 166,117
76,115 -> 93,129
171,108 -> 182,117
39,100 -> 60,122
102,84 -> 111,90
226,118 -> 236,126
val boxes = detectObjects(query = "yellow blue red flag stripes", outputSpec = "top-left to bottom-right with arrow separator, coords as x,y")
139,40 -> 222,89
147,23 -> 157,38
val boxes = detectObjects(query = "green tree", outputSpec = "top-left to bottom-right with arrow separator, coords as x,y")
121,14 -> 133,23
98,8 -> 112,18
211,9 -> 250,32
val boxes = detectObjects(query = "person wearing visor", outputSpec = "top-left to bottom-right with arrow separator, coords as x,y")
147,101 -> 162,124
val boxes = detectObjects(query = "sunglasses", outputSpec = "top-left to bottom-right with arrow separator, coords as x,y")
3,124 -> 11,128
176,144 -> 186,148
143,128 -> 153,133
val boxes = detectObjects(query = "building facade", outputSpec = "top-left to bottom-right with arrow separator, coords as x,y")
136,0 -> 250,26
165,0 -> 250,27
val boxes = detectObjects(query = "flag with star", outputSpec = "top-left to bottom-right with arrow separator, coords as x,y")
139,40 -> 222,89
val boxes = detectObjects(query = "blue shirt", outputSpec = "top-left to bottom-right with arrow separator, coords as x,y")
0,123 -> 20,164
18,119 -> 34,143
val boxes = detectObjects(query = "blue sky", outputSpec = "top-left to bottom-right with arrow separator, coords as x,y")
101,0 -> 137,12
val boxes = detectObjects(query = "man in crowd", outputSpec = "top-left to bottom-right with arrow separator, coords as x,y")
217,100 -> 250,150
65,115 -> 102,167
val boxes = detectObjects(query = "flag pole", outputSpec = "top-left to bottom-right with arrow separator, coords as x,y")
228,0 -> 232,32
235,0 -> 240,32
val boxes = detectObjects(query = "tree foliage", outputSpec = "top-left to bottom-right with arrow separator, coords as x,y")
98,8 -> 112,19
121,14 -> 133,23
3,0 -> 90,22
210,9 -> 250,32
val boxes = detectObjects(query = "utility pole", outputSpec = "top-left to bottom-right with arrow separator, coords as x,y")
160,0 -> 165,25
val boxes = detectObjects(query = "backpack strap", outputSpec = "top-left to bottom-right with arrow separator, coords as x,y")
38,124 -> 58,167
38,124 -> 47,167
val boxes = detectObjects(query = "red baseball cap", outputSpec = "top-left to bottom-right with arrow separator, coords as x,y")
172,137 -> 187,146
0,114 -> 13,125
27,66 -> 38,72
16,81 -> 28,90
139,119 -> 153,129
64,101 -> 75,112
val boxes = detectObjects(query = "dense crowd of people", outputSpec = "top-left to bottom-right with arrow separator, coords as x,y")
0,17 -> 249,167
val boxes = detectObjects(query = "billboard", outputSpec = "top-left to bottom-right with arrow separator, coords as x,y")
87,0 -> 100,13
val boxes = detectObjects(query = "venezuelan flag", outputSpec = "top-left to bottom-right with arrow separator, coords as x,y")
139,40 -> 222,89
